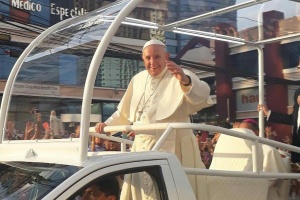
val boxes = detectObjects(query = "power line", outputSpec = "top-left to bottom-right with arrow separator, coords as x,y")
0,10 -> 47,31
1,20 -> 41,34
107,43 -> 300,86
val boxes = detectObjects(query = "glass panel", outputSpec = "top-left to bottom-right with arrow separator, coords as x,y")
0,162 -> 80,199
5,0 -> 131,142
0,45 -> 22,79
95,57 -> 144,89
14,0 -> 137,87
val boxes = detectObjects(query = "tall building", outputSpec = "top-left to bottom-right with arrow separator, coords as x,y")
165,0 -> 237,54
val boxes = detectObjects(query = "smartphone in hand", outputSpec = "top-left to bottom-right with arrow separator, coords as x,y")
43,122 -> 50,130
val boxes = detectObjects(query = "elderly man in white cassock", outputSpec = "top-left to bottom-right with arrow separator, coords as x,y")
95,39 -> 213,200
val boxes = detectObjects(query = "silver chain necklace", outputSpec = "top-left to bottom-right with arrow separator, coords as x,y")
136,70 -> 167,121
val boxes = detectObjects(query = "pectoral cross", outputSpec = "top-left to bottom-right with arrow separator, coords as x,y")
137,110 -> 143,121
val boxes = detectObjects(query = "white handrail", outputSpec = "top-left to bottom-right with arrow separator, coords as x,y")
89,131 -> 133,152
102,123 -> 300,154
257,45 -> 265,138
184,168 -> 300,179
96,122 -> 300,180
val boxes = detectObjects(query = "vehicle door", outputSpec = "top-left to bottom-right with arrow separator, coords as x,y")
45,159 -> 180,200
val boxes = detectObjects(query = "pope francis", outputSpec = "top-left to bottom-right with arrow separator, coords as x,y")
95,39 -> 214,200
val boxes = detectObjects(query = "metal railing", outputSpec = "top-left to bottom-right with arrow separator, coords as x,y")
89,122 -> 300,179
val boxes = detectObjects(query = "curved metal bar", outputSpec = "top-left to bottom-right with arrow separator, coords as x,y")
100,122 -> 300,153
0,18 -> 73,143
152,126 -> 174,151
184,168 -> 300,179
257,45 -> 265,138
163,0 -> 270,30
252,140 -> 260,173
79,0 -> 144,164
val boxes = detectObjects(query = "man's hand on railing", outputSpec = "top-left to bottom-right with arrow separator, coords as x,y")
95,122 -> 107,134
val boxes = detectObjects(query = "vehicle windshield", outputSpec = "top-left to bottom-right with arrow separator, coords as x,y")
0,162 -> 80,199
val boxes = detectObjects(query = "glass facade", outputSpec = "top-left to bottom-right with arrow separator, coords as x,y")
0,44 -> 23,79
282,42 -> 300,69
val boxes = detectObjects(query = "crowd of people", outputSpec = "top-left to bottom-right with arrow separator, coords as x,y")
196,119 -> 293,169
5,111 -> 59,141
4,111 -> 135,153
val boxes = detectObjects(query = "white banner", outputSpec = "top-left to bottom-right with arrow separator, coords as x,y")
236,88 -> 266,112
13,82 -> 60,96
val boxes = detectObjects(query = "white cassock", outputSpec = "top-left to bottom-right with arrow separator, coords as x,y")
105,67 -> 214,200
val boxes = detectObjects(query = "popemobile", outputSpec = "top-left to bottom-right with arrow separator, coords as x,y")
1,0 -> 300,199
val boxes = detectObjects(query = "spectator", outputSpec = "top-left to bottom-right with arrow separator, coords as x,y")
23,120 -> 51,140
238,118 -> 278,139
81,177 -> 120,200
90,136 -> 106,152
105,132 -> 122,151
211,121 -> 232,145
195,131 -> 202,151
265,126 -> 277,140
283,135 -> 292,146
201,138 -> 213,168
232,121 -> 240,128
23,121 -> 34,140
70,124 -> 81,138
50,110 -> 62,139
5,121 -> 20,140
200,130 -> 209,143
31,121 -> 44,140
258,88 -> 300,164
43,126 -> 52,139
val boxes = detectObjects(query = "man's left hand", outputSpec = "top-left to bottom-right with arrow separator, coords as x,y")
165,61 -> 190,84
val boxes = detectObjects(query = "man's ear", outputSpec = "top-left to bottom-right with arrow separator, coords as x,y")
165,52 -> 170,60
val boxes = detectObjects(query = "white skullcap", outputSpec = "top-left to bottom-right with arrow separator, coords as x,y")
142,39 -> 165,50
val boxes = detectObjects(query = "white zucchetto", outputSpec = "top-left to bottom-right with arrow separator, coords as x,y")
142,39 -> 165,50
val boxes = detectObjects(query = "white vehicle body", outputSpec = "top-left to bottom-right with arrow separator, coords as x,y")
0,0 -> 300,199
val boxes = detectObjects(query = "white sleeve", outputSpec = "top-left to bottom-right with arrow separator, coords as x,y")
104,110 -> 130,126
266,110 -> 271,121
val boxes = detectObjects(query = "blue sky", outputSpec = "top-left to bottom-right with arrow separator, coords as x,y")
237,0 -> 300,30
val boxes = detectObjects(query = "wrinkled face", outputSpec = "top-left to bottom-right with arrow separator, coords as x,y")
142,45 -> 169,77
